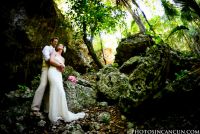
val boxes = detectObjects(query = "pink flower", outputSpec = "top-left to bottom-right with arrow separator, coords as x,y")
67,75 -> 78,84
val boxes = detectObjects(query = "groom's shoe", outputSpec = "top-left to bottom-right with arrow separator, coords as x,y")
31,110 -> 42,117
31,111 -> 45,120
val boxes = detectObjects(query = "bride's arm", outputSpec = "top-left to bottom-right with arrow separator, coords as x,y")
49,52 -> 64,68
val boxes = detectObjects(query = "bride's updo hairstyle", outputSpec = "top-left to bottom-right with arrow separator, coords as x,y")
55,44 -> 65,56
56,44 -> 64,51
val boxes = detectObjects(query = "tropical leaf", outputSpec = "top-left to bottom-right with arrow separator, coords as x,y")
161,0 -> 179,19
167,25 -> 189,39
173,0 -> 200,18
180,7 -> 193,21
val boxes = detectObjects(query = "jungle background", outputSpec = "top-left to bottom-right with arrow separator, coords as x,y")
1,0 -> 200,133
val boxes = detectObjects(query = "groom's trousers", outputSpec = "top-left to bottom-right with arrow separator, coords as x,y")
31,67 -> 49,112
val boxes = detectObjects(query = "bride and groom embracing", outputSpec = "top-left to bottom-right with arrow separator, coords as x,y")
31,37 -> 85,123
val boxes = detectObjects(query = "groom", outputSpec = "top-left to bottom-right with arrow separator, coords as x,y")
31,37 -> 62,116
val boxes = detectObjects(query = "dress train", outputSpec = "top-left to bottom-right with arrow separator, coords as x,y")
48,65 -> 85,123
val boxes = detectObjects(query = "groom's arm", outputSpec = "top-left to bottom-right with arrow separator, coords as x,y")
42,45 -> 54,66
49,52 -> 65,71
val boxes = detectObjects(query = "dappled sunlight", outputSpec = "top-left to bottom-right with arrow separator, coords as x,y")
54,0 -> 198,58
54,0 -> 70,13
136,0 -> 164,19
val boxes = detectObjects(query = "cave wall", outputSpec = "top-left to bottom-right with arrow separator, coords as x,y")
0,0 -> 60,93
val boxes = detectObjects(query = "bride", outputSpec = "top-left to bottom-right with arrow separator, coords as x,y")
48,43 -> 85,123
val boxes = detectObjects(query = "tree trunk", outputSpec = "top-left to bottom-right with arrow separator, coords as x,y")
82,21 -> 103,69
99,32 -> 106,64
121,0 -> 146,33
132,0 -> 156,35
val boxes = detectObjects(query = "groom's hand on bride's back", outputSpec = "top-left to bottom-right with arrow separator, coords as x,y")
56,64 -> 65,72
60,66 -> 65,72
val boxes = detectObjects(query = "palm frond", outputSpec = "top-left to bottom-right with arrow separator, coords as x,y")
181,7 -> 194,21
167,25 -> 189,39
173,0 -> 200,18
161,0 -> 179,19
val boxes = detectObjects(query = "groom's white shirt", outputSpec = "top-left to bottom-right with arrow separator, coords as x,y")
42,45 -> 55,67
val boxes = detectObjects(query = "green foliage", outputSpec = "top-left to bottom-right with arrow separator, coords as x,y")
102,116 -> 110,125
175,69 -> 189,80
153,0 -> 200,52
6,84 -> 34,99
17,84 -> 28,92
144,16 -> 171,45
121,20 -> 139,37
146,30 -> 163,44
60,0 -> 200,54
153,35 -> 163,44
167,25 -> 189,39
112,63 -> 119,68
62,66 -> 80,80
161,0 -> 179,19
181,7 -> 194,22
31,74 -> 41,91
173,0 -> 200,18
98,112 -> 110,124
66,0 -> 125,35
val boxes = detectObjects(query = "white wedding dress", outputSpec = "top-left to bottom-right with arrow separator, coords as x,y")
48,55 -> 85,123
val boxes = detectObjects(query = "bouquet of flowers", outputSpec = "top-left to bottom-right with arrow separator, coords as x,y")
67,75 -> 78,85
